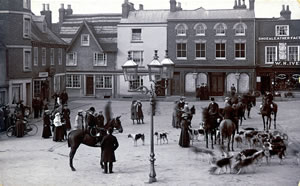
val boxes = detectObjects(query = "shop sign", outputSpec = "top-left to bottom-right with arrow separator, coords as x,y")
39,72 -> 48,78
274,61 -> 300,66
256,76 -> 261,82
276,74 -> 287,80
258,36 -> 300,41
292,74 -> 300,80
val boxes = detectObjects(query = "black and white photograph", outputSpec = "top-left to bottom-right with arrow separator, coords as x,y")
0,0 -> 300,185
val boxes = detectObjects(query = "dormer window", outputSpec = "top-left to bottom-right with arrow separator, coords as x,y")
176,24 -> 188,36
81,34 -> 90,46
276,25 -> 289,36
23,0 -> 31,9
214,23 -> 227,36
194,23 -> 207,36
234,23 -> 247,36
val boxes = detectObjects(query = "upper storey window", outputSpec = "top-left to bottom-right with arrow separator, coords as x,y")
24,0 -> 31,9
23,15 -> 31,39
176,24 -> 188,36
131,29 -> 142,41
81,34 -> 90,46
276,25 -> 289,36
234,23 -> 247,36
214,23 -> 227,36
194,23 -> 207,36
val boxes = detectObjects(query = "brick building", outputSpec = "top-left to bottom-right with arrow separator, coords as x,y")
255,5 -> 300,95
167,0 -> 256,97
55,4 -> 121,98
0,0 -> 67,107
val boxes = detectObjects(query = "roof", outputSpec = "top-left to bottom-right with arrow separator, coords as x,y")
31,15 -> 67,46
120,10 -> 170,24
168,8 -> 255,20
58,14 -> 121,52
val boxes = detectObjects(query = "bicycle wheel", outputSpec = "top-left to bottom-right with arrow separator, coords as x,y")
26,124 -> 38,136
6,126 -> 15,137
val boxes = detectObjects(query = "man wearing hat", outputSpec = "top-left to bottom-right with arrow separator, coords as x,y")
208,97 -> 219,118
75,110 -> 85,130
42,110 -> 52,138
96,111 -> 105,128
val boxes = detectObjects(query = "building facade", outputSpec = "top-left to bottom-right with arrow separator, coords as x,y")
0,0 -> 67,107
255,5 -> 300,95
56,4 -> 121,98
116,0 -> 171,97
167,0 -> 256,97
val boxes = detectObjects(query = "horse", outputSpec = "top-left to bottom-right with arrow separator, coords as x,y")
67,116 -> 123,171
219,119 -> 236,152
260,97 -> 278,131
242,94 -> 256,119
202,107 -> 221,149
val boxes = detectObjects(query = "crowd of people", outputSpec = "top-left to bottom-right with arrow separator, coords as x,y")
130,100 -> 144,124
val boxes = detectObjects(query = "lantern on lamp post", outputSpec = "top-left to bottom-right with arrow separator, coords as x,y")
121,50 -> 174,183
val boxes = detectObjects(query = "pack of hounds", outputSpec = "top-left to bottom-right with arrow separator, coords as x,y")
191,127 -> 300,175
128,132 -> 168,146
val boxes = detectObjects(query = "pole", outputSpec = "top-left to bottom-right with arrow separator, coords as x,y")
149,95 -> 157,183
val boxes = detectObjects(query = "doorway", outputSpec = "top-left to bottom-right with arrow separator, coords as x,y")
261,76 -> 271,95
171,72 -> 180,95
86,76 -> 94,96
210,72 -> 224,96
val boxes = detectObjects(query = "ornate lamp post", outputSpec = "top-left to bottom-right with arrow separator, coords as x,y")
122,50 -> 174,183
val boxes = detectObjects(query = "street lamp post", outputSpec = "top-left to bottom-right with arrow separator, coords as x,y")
235,72 -> 240,94
122,50 -> 174,183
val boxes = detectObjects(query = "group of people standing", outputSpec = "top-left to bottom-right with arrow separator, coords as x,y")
196,83 -> 209,100
130,100 -> 144,124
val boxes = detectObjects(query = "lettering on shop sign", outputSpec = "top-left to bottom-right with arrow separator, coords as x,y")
276,74 -> 286,79
292,74 -> 300,80
258,36 -> 300,41
274,61 -> 300,66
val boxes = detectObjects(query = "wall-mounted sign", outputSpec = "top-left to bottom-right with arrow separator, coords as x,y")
292,74 -> 300,80
256,76 -> 261,82
258,36 -> 300,41
274,61 -> 300,66
39,72 -> 49,78
279,43 -> 287,60
276,74 -> 287,80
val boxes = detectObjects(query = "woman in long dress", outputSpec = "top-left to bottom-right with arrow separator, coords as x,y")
130,100 -> 137,124
15,111 -> 25,137
42,110 -> 52,138
53,112 -> 64,142
178,113 -> 191,147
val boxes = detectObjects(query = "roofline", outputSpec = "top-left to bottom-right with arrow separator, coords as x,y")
65,13 -> 122,18
167,18 -> 255,21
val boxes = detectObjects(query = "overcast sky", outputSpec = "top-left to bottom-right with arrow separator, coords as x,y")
31,0 -> 300,23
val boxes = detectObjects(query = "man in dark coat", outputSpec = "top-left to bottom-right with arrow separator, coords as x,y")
100,127 -> 119,174
231,84 -> 236,97
62,105 -> 71,131
42,110 -> 52,138
32,98 -> 39,118
52,92 -> 59,108
96,111 -> 105,128
60,90 -> 69,106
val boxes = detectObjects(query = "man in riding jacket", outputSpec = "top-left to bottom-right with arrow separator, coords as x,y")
208,97 -> 219,117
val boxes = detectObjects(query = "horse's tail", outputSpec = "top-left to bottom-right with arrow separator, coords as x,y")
67,131 -> 72,147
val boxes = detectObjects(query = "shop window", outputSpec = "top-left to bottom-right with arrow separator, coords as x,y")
33,80 -> 41,98
288,46 -> 299,61
12,85 -> 21,104
129,76 -> 143,91
66,75 -> 80,88
95,75 -> 112,89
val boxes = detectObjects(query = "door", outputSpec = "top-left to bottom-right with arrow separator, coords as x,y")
171,72 -> 180,95
86,76 -> 94,96
210,72 -> 224,96
261,76 -> 271,95
155,79 -> 165,96
26,83 -> 31,107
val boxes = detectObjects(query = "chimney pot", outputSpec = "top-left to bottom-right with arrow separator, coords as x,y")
139,4 -> 143,10
125,0 -> 128,3
68,5 -> 71,9
286,5 -> 289,11
61,4 -> 64,9
46,4 -> 49,11
178,2 -> 181,8
42,3 -> 45,11
282,5 -> 285,11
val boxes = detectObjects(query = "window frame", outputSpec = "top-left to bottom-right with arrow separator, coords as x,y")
66,52 -> 77,66
58,48 -> 62,65
129,51 -> 144,66
93,52 -> 107,66
42,47 -> 46,66
265,46 -> 278,64
50,48 -> 54,65
234,42 -> 246,60
275,25 -> 289,36
23,0 -> 31,9
176,42 -> 187,60
131,28 -> 142,42
95,75 -> 112,89
66,74 -> 81,88
23,15 -> 31,39
81,34 -> 90,46
195,42 -> 206,60
176,24 -> 187,36
129,76 -> 143,91
195,23 -> 206,36
215,23 -> 226,36
33,47 -> 38,66
235,23 -> 246,36
288,46 -> 300,61
23,48 -> 32,71
215,42 -> 226,59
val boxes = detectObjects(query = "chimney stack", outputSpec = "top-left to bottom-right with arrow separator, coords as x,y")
122,0 -> 134,18
176,2 -> 182,11
280,5 -> 291,20
241,0 -> 246,8
249,0 -> 255,10
66,4 -> 73,15
41,4 -> 52,29
170,0 -> 177,12
59,3 -> 65,24
233,0 -> 238,9
139,4 -> 143,10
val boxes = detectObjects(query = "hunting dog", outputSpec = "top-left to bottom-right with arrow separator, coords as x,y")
128,133 -> 145,146
209,156 -> 233,174
233,150 -> 267,174
154,132 -> 168,144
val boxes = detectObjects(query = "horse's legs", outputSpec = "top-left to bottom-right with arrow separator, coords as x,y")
69,147 -> 78,171
232,133 -> 235,152
211,132 -> 214,149
205,133 -> 209,149
274,113 -> 277,129
262,116 -> 266,131
132,119 -> 135,124
227,136 -> 231,152
100,148 -> 104,169
268,115 -> 272,130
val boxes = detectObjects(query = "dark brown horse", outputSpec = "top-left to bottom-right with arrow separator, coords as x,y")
202,107 -> 221,149
260,98 -> 278,131
219,119 -> 236,152
67,116 -> 123,171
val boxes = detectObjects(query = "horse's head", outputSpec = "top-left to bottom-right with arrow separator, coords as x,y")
108,116 -> 123,133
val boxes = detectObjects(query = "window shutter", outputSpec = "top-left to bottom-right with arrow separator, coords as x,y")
93,52 -> 96,66
74,52 -> 77,65
66,54 -> 69,65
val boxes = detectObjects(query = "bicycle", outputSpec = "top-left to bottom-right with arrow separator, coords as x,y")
6,119 -> 38,137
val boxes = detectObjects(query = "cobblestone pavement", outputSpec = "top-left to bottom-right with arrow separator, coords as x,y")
0,98 -> 300,186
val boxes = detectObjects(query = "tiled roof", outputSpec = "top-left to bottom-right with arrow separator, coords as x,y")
120,10 -> 170,23
31,15 -> 67,45
168,8 -> 255,20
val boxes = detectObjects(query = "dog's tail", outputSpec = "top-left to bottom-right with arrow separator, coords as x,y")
208,166 -> 218,174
